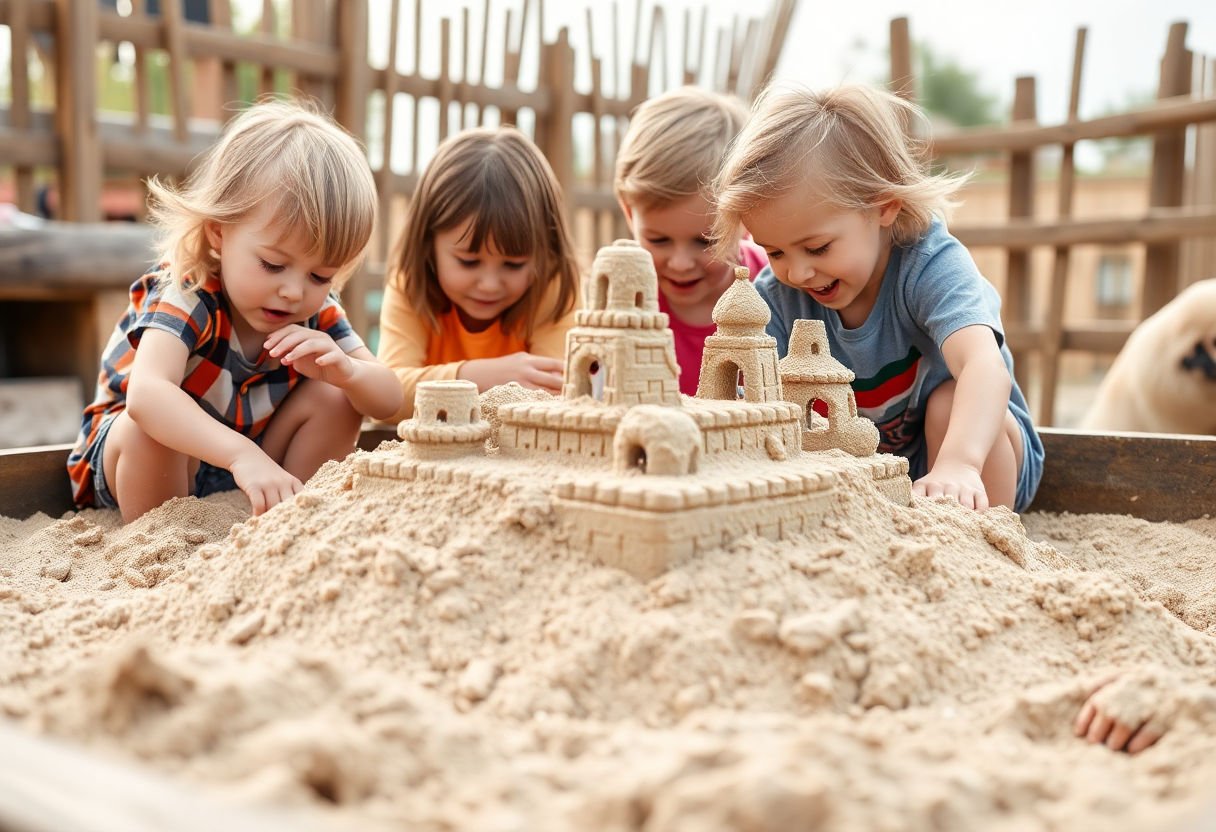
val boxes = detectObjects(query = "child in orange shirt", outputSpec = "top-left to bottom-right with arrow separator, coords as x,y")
377,127 -> 581,420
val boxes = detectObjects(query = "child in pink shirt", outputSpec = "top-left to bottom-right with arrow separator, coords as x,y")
615,87 -> 767,395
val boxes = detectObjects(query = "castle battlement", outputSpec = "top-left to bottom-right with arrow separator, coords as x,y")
356,239 -> 910,579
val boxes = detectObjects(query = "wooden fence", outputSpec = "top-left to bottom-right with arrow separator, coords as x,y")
0,0 -> 795,338
889,18 -> 1216,426
3,3 -> 1215,429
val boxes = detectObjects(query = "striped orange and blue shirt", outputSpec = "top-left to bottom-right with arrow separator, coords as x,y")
66,269 -> 363,507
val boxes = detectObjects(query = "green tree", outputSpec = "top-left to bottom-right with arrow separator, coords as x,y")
916,42 -> 1002,128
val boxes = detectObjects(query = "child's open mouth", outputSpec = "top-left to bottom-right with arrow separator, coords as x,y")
262,308 -> 291,322
809,280 -> 840,301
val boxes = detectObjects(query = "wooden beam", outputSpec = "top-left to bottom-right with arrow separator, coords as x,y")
952,206 -> 1216,249
95,10 -> 340,77
929,94 -> 1216,156
1031,428 -> 1216,522
0,223 -> 158,292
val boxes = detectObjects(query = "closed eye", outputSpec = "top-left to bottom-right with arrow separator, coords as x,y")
766,249 -> 783,260
806,243 -> 830,256
646,237 -> 670,245
503,260 -> 529,271
456,257 -> 479,267
310,273 -> 335,286
259,258 -> 284,273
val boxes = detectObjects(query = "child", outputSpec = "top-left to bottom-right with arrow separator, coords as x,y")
615,86 -> 768,395
377,127 -> 581,420
712,84 -> 1043,512
67,100 -> 403,521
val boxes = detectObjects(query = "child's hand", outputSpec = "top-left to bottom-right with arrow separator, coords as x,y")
1074,673 -> 1166,754
265,325 -> 354,386
460,352 -> 564,393
913,461 -> 988,510
230,449 -> 303,515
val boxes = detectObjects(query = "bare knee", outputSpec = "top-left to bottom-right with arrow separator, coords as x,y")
103,411 -> 191,521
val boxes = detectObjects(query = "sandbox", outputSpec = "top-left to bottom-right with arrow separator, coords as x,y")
2,239 -> 1215,830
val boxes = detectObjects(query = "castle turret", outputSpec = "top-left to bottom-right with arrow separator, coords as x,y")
397,380 -> 490,458
563,239 -> 681,406
778,319 -> 879,457
696,267 -> 783,403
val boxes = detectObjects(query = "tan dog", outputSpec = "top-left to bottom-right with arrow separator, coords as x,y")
1081,279 -> 1216,434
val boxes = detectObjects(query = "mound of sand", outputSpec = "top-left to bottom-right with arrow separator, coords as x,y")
1,446 -> 1215,831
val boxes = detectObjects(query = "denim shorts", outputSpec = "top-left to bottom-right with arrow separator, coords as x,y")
84,412 -> 239,510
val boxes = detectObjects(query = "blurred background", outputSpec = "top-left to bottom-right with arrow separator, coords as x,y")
1,0 -> 1214,447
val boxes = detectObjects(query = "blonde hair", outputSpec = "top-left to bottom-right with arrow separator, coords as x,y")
147,98 -> 377,291
615,86 -> 748,210
712,83 -> 967,261
391,126 -> 579,338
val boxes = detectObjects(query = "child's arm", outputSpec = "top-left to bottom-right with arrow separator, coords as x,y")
265,326 -> 402,420
125,329 -> 302,512
918,324 -> 1012,509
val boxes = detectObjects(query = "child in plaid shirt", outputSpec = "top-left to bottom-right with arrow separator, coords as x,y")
67,100 -> 402,521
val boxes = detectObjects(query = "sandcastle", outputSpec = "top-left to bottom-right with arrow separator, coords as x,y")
357,239 -> 910,578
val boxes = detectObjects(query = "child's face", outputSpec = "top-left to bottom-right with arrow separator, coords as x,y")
205,202 -> 341,340
744,186 -> 900,328
622,193 -> 734,320
432,218 -> 534,330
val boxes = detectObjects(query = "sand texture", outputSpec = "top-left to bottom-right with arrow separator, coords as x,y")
2,448 -> 1216,831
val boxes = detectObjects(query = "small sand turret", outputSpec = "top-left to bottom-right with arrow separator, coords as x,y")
563,239 -> 680,406
696,267 -> 783,404
779,319 -> 880,458
397,380 -> 490,458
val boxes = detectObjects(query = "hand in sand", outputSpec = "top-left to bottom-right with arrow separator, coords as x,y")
230,449 -> 303,516
913,460 -> 989,511
1073,674 -> 1165,754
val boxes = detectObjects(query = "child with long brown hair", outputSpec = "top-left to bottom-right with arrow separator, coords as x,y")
377,127 -> 581,419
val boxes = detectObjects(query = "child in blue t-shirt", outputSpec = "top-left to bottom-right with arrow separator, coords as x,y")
712,83 -> 1043,512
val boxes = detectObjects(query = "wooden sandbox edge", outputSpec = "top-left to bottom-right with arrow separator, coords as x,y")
0,721 -> 343,832
1,427 -> 1212,522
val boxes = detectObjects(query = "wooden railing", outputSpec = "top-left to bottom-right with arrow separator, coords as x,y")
890,18 -> 1216,426
0,0 -> 796,334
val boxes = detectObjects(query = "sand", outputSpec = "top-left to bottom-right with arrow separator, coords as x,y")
2,445 -> 1216,831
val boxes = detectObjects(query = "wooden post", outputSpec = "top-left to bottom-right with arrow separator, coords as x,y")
1005,76 -> 1037,397
207,0 -> 240,120
889,17 -> 913,101
8,0 -> 35,213
335,0 -> 369,139
1142,22 -> 1192,316
54,0 -> 102,222
336,0 -> 371,338
537,27 -> 576,213
1038,28 -> 1087,427
161,0 -> 191,143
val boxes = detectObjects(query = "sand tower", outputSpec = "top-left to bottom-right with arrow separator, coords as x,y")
779,319 -> 879,457
396,380 -> 490,458
563,239 -> 681,407
696,267 -> 783,403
